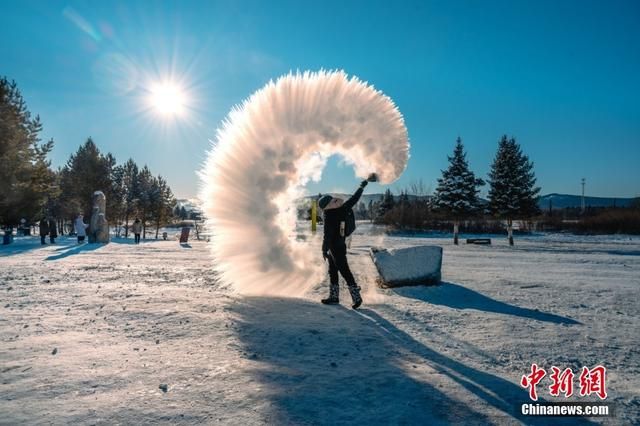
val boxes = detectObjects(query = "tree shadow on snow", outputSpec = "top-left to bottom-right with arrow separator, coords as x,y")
228,297 -> 592,425
394,282 -> 581,325
0,241 -> 46,257
45,243 -> 102,260
0,236 -> 75,257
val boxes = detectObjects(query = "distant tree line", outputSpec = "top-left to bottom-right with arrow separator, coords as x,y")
537,201 -> 640,234
1,76 -> 177,239
50,139 -> 177,239
375,136 -> 541,245
375,136 -> 639,239
174,204 -> 201,221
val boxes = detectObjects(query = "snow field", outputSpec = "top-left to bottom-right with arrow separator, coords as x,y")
1,227 -> 638,424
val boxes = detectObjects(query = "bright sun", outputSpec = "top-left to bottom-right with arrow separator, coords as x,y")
149,82 -> 186,116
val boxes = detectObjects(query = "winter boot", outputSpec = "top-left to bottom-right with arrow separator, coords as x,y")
349,286 -> 363,309
321,283 -> 339,305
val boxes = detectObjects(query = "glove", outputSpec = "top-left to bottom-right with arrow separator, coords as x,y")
322,250 -> 329,261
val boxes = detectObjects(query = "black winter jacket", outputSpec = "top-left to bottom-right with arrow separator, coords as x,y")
39,219 -> 49,235
48,219 -> 58,237
322,186 -> 364,255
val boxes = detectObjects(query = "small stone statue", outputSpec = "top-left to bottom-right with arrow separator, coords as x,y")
88,190 -> 110,243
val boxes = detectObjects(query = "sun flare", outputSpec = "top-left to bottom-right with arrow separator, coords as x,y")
149,82 -> 186,116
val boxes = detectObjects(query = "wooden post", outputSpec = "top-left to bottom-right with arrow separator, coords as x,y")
453,220 -> 459,245
508,218 -> 514,246
311,200 -> 317,233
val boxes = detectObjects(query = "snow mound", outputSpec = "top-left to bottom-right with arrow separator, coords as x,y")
200,70 -> 409,295
370,245 -> 442,287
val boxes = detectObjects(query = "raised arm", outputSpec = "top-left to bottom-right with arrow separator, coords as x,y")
343,180 -> 368,210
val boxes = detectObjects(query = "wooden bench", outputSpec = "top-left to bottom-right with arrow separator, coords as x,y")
466,238 -> 491,245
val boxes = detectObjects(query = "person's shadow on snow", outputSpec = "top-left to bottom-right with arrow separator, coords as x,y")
394,282 -> 581,325
229,296 -> 492,425
354,308 -> 593,426
228,297 -> 593,425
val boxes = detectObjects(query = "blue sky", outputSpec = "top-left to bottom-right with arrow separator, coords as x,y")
2,0 -> 639,198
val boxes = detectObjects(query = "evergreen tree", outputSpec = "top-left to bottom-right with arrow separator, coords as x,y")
0,77 -> 55,228
395,190 -> 411,228
488,135 -> 540,245
136,165 -> 154,239
45,169 -> 64,233
398,191 -> 410,206
433,137 -> 484,244
149,175 -> 176,238
356,202 -> 367,220
113,159 -> 140,237
376,189 -> 395,221
110,166 -> 126,236
59,138 -> 116,220
48,139 -> 175,240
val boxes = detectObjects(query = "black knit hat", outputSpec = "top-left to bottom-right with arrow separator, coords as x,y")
318,195 -> 333,209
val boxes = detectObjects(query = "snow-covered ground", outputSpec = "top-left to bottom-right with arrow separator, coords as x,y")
1,224 -> 638,425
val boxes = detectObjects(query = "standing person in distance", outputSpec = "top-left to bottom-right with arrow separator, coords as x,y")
48,217 -> 57,244
74,213 -> 87,244
131,218 -> 142,244
39,217 -> 49,245
317,173 -> 378,309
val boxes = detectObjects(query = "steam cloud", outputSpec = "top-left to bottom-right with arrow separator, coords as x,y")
200,70 -> 409,295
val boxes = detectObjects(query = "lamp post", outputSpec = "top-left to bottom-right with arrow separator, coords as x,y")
311,199 -> 317,233
581,178 -> 586,214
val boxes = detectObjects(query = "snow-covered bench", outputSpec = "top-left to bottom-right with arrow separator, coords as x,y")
370,245 -> 442,287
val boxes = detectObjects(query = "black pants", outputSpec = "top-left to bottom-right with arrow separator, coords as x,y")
327,248 -> 360,300
49,236 -> 56,243
41,235 -> 46,244
78,235 -> 85,243
134,233 -> 140,244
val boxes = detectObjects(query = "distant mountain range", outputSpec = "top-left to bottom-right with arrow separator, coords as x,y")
537,193 -> 635,209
